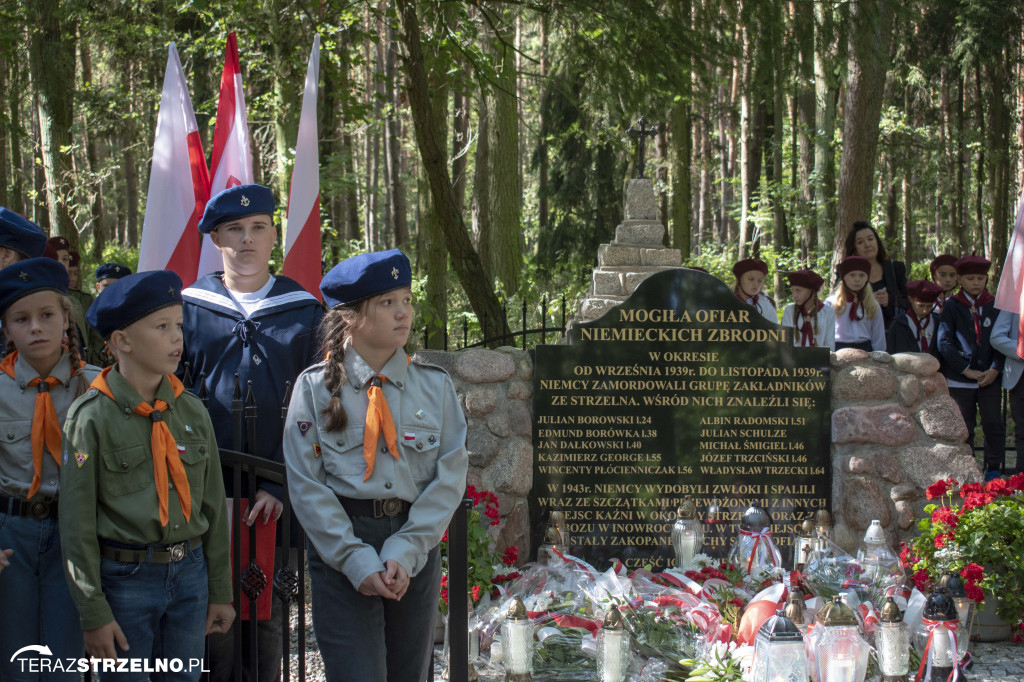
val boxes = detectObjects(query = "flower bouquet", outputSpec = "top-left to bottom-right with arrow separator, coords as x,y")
901,473 -> 1024,630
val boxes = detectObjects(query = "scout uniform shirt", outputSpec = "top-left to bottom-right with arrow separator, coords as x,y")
938,291 -> 1004,387
283,347 -> 469,591
781,302 -> 836,350
59,367 -> 232,630
0,351 -> 100,500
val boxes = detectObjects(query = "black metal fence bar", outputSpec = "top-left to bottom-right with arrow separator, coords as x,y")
421,294 -> 571,351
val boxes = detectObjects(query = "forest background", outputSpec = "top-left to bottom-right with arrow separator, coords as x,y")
2,0 -> 1023,348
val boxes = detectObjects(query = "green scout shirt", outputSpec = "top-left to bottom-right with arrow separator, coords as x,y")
68,288 -> 103,366
59,366 -> 232,630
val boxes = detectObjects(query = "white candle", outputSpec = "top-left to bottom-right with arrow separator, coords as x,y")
601,629 -> 625,682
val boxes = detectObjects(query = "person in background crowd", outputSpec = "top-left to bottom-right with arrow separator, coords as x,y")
830,256 -> 886,352
930,254 -> 959,313
0,257 -> 100,680
990,308 -> 1024,477
67,251 -> 103,368
60,270 -> 234,674
781,269 -> 835,350
887,280 -> 943,358
46,237 -> 91,360
843,220 -> 907,327
67,251 -> 81,290
93,263 -> 132,295
732,258 -> 777,323
182,184 -> 323,682
284,249 -> 468,682
938,255 -> 1005,481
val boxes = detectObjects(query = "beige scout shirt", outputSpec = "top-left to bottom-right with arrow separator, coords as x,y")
59,367 -> 232,630
0,351 -> 100,500
284,347 -> 468,591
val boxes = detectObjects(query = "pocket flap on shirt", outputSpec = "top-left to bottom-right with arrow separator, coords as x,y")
0,419 -> 32,445
400,428 -> 441,455
101,444 -> 149,473
176,439 -> 211,465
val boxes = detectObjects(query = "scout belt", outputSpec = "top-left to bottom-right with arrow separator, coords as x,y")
0,494 -> 58,521
337,497 -> 411,519
100,538 -> 202,564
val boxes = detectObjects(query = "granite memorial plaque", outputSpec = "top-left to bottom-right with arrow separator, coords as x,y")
531,268 -> 831,570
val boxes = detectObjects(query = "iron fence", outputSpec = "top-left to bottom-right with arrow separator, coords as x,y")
422,295 -> 570,351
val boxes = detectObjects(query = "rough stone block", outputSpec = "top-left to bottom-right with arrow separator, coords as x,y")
920,376 -> 948,398
455,348 -> 516,384
593,270 -> 623,296
842,476 -> 891,530
832,348 -> 871,366
892,352 -> 941,377
467,427 -> 500,468
494,500 -> 530,560
465,386 -> 498,417
508,400 -> 532,437
832,404 -> 916,445
640,248 -> 682,266
615,221 -> 665,245
624,179 -> 660,220
894,442 -> 981,489
833,365 -> 898,401
889,484 -> 920,502
898,375 -> 921,406
624,271 -> 655,294
875,452 -> 903,484
894,500 -> 916,530
483,438 -> 533,496
599,243 -> 642,266
507,380 -> 531,401
870,351 -> 893,364
914,395 -> 969,442
579,297 -> 621,321
845,456 -> 874,474
487,413 -> 510,438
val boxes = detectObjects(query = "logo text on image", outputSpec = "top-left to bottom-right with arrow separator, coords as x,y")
10,645 -> 209,674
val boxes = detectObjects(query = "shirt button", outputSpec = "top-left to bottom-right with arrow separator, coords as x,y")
416,442 -> 423,450
380,446 -> 388,454
121,462 -> 129,469
123,407 -> 132,415
385,482 -> 393,489
5,433 -> 12,440
396,381 -> 403,388
336,440 -> 344,447
174,524 -> 180,530
49,480 -> 56,486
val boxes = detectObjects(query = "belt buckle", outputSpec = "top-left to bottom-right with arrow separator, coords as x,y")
168,542 -> 187,562
380,499 -> 402,517
29,501 -> 49,521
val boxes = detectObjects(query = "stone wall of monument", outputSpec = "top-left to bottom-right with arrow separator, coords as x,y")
829,348 -> 982,552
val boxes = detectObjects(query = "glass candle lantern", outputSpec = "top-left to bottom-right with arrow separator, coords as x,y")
913,591 -> 959,682
813,597 -> 869,682
939,574 -> 975,662
795,518 -> 816,571
672,495 -> 704,569
784,590 -> 808,635
537,526 -> 561,566
501,597 -> 534,680
856,520 -> 905,605
875,597 -> 909,680
728,506 -> 782,577
750,614 -> 807,682
597,608 -> 631,682
814,511 -> 832,554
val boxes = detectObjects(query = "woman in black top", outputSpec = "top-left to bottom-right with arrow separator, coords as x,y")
843,221 -> 907,327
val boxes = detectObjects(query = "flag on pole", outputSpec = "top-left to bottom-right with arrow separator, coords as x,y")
995,192 -> 1024,356
196,31 -> 254,279
283,35 -> 323,300
137,44 -> 210,286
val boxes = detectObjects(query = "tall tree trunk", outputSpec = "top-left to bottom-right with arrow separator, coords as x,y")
8,63 -> 24,216
670,0 -> 693,258
717,75 -> 731,244
795,1 -> 816,254
396,0 -> 504,341
738,8 -> 754,259
80,39 -> 107,259
0,63 -> 8,210
538,13 -> 550,233
814,0 -> 840,251
384,21 -> 409,251
974,64 -> 986,252
473,94 -> 491,275
29,0 -> 77,244
954,75 -> 966,252
30,82 -> 48,231
452,85 -> 470,219
833,0 -> 894,267
986,52 -> 1012,281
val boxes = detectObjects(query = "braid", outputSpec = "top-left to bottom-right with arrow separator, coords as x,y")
61,296 -> 89,398
318,305 -> 365,432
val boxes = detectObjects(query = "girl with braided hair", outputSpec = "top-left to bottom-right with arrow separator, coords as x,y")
0,257 -> 100,679
781,269 -> 835,350
284,249 -> 468,682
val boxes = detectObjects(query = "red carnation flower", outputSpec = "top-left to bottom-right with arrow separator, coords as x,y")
913,569 -> 931,592
960,563 -> 984,583
472,585 -> 481,602
1008,472 -> 1024,492
965,583 -> 985,603
926,478 -> 956,500
931,506 -> 959,529
959,482 -> 983,499
503,546 -> 519,566
962,491 -> 996,511
985,477 -> 1010,496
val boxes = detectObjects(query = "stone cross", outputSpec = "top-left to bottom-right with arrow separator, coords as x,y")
626,117 -> 658,179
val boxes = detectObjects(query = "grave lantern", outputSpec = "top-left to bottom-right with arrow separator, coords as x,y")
874,597 -> 910,681
939,573 -> 974,662
750,614 -> 808,682
728,506 -> 782,577
501,597 -> 534,681
597,608 -> 631,682
784,589 -> 807,635
811,597 -> 869,682
795,518 -> 817,571
672,495 -> 704,568
913,591 -> 958,682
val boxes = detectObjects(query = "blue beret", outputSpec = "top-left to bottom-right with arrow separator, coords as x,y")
198,184 -> 276,234
320,249 -> 412,308
87,270 -> 183,339
94,263 -> 132,281
0,208 -> 47,259
0,258 -> 70,317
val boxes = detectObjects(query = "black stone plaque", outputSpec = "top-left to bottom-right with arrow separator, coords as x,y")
530,269 -> 831,571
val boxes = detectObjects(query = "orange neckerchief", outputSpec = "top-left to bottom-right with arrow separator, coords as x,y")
360,354 -> 411,481
0,351 -> 65,499
90,367 -> 192,526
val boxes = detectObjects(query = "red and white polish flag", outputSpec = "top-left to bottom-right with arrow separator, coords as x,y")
196,31 -> 254,279
137,43 -> 210,286
995,191 -> 1024,356
283,35 -> 323,300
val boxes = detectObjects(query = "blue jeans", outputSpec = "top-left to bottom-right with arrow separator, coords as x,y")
308,514 -> 441,682
99,542 -> 209,682
0,514 -> 83,682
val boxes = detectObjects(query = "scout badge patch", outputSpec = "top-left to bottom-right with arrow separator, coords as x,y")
403,432 -> 416,441
75,452 -> 88,468
313,444 -> 321,458
297,421 -> 312,436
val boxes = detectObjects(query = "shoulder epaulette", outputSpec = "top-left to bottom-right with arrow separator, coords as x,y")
411,355 -> 451,375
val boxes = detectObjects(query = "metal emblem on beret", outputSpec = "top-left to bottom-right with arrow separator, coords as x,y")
391,267 -> 399,280
169,287 -> 176,297
240,195 -> 251,207
19,271 -> 28,281
115,266 -> 121,273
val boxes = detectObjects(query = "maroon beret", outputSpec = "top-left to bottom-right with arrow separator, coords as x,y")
954,255 -> 991,276
906,280 -> 943,303
732,258 -> 768,279
42,243 -> 59,261
46,236 -> 69,252
838,256 -> 871,278
68,250 -> 80,267
930,254 -> 958,275
785,269 -> 824,292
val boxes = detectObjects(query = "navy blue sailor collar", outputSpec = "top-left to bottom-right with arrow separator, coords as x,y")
182,272 -> 320,319
343,344 -> 410,392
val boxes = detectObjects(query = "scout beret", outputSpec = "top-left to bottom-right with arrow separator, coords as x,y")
838,256 -> 871,278
686,266 -> 709,274
929,254 -> 958,275
42,243 -> 59,261
785,269 -> 824,291
906,280 -> 943,303
68,251 -> 80,267
0,257 -> 70,317
47,236 -> 70,252
88,270 -> 183,339
94,263 -> 132,281
954,255 -> 990,276
0,208 -> 46,258
732,258 -> 768,279
198,184 -> 275,234
320,249 -> 412,308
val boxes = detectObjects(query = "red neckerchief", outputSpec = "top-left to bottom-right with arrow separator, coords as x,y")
848,294 -> 864,321
953,289 -> 995,345
795,301 -> 823,347
907,310 -> 931,352
737,291 -> 759,309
